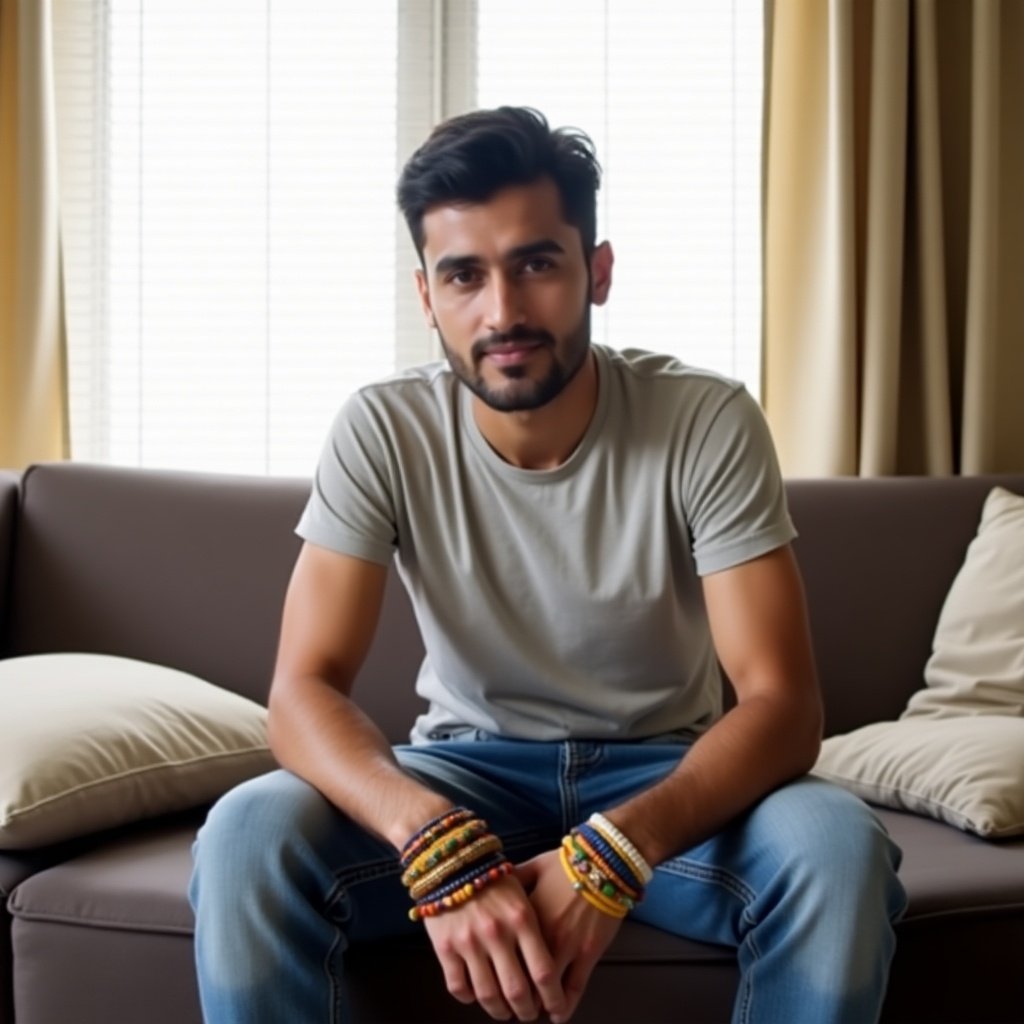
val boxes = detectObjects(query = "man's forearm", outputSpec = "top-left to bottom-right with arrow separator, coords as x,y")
268,674 -> 453,850
604,693 -> 822,867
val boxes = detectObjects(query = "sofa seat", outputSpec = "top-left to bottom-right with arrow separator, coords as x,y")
8,815 -> 204,1024
9,804 -> 1024,1024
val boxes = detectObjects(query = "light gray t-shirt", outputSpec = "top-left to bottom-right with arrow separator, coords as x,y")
297,345 -> 795,744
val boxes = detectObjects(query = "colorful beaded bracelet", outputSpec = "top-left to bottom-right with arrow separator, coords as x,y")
400,807 -> 476,865
408,834 -> 504,901
401,819 -> 490,886
416,852 -> 509,903
570,828 -> 643,898
562,837 -> 639,911
558,846 -> 628,919
565,833 -> 642,904
589,813 -> 653,884
410,860 -> 514,922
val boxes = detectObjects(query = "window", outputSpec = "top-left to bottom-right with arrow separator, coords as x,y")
53,1 -> 763,476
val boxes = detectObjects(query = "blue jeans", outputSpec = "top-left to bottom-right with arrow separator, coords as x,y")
189,735 -> 906,1023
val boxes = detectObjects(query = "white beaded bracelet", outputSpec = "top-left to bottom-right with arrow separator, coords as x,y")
589,812 -> 654,884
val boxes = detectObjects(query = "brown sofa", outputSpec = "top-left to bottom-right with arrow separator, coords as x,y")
1,462 -> 1023,1023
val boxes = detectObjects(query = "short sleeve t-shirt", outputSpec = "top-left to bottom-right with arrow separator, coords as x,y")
297,345 -> 795,743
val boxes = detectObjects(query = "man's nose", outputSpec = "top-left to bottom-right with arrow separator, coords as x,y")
483,275 -> 527,334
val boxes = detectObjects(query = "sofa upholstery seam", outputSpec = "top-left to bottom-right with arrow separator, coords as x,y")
899,900 -> 1024,924
7,906 -> 194,935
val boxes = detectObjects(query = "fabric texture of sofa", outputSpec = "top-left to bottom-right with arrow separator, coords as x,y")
1,462 -> 1023,1023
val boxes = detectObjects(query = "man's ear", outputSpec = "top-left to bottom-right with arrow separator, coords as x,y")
415,269 -> 437,328
589,241 -> 614,307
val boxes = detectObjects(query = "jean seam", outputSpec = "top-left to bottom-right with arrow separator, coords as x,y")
658,858 -> 759,1024
558,742 -> 605,832
325,919 -> 345,1024
658,856 -> 757,906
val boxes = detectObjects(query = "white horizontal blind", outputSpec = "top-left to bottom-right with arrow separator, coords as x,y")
54,1 -> 763,476
56,0 -> 401,475
477,0 -> 763,391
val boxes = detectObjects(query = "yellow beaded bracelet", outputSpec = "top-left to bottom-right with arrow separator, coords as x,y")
408,834 -> 504,901
401,819 -> 489,886
558,846 -> 628,919
566,833 -> 642,901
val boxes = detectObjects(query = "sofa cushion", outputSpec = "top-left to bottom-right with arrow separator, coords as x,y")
0,654 -> 275,849
814,717 -> 1024,838
814,487 -> 1024,837
9,809 -> 1024,1024
906,486 -> 1024,718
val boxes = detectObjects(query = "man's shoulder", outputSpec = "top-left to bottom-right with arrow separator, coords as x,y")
341,360 -> 457,426
354,359 -> 454,402
599,346 -> 748,426
600,345 -> 744,396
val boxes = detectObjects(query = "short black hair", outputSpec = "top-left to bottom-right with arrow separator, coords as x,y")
397,106 -> 601,261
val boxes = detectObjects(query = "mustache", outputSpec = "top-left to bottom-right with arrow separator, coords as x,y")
471,326 -> 556,361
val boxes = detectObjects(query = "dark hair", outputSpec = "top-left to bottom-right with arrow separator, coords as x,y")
397,106 -> 601,260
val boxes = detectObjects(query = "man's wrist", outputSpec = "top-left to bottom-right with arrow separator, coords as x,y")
385,795 -> 460,851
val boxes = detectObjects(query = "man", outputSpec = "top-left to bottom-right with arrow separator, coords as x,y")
190,106 -> 906,1024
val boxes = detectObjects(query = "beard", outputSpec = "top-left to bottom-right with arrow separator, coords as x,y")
438,304 -> 592,413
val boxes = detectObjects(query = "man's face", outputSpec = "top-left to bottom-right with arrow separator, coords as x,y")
415,178 -> 611,413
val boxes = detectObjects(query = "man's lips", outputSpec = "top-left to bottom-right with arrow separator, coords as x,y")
482,340 -> 545,366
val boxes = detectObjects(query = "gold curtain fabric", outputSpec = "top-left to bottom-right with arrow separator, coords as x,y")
764,0 -> 1024,476
0,0 -> 67,469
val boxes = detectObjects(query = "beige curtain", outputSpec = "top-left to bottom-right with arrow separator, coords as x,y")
0,0 -> 67,469
764,0 -> 1024,476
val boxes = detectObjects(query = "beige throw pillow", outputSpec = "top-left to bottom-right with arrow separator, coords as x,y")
0,653 -> 276,849
906,486 -> 1024,718
814,486 -> 1024,838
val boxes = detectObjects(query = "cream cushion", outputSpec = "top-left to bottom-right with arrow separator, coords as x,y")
815,486 -> 1024,838
0,653 -> 275,849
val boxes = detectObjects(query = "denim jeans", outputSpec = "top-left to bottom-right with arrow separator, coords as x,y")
189,734 -> 906,1023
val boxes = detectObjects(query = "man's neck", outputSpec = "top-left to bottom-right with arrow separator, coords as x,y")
471,351 -> 599,471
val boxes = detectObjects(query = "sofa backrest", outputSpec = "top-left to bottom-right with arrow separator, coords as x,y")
787,474 -> 1024,735
4,462 -> 426,740
0,471 -> 19,653
6,462 -> 1023,743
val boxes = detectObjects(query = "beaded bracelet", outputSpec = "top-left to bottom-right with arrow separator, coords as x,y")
410,860 -> 515,922
416,852 -> 509,903
400,807 -> 476,865
562,837 -> 640,912
401,819 -> 490,886
589,812 -> 653,884
558,846 -> 628,919
567,832 -> 642,902
571,827 -> 644,896
408,834 -> 504,901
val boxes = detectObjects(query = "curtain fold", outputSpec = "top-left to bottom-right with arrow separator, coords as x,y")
0,0 -> 68,470
764,0 -> 1024,477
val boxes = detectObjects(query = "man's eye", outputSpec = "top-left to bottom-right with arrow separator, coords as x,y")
449,270 -> 480,286
522,258 -> 554,274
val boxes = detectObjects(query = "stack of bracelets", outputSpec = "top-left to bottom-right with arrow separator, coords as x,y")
559,812 -> 654,918
400,807 -> 513,922
401,807 -> 653,925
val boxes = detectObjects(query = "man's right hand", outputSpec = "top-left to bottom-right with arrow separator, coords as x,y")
424,875 -> 568,1022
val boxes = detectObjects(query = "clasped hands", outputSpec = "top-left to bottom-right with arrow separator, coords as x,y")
424,847 -> 623,1023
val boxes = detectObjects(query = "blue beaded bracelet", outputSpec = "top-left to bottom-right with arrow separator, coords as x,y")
575,824 -> 644,890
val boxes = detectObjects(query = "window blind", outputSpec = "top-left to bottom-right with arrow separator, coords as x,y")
477,0 -> 763,387
53,0 -> 763,476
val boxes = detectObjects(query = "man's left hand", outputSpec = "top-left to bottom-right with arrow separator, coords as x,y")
515,849 -> 624,1024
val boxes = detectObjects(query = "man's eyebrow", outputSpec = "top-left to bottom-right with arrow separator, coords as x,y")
433,239 -> 566,277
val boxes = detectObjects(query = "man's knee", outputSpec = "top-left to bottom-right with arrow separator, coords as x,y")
766,777 -> 906,922
192,769 -> 335,894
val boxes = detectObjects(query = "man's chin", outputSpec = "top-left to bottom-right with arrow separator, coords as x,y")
470,376 -> 558,414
